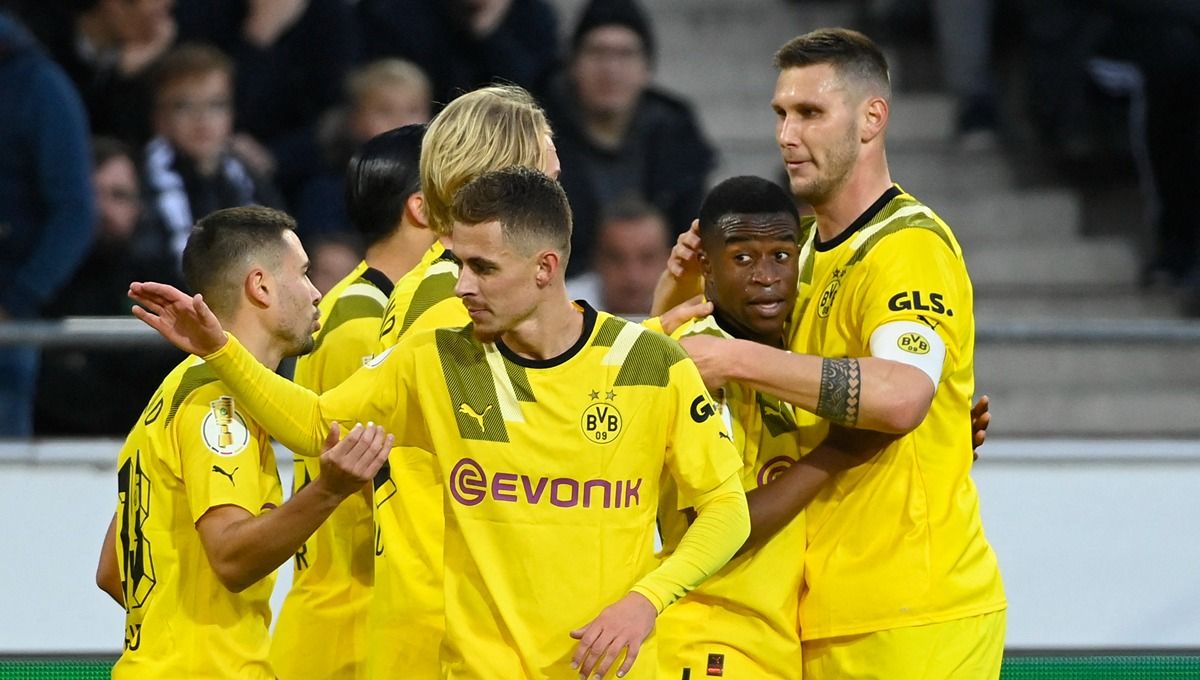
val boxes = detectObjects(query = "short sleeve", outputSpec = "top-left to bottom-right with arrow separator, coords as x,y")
175,387 -> 280,523
856,229 -> 969,359
663,359 -> 743,510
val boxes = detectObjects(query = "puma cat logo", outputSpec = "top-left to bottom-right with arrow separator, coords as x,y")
458,403 -> 493,430
212,465 -> 238,485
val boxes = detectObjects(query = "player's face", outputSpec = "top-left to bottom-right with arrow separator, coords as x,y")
274,230 -> 323,357
702,212 -> 800,347
773,64 -> 862,205
453,220 -> 541,341
156,72 -> 234,171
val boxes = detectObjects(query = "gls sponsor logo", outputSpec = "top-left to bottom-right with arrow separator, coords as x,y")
690,395 -> 717,423
448,458 -> 642,509
887,291 -> 953,316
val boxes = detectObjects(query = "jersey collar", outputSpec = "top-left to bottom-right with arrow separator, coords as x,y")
813,185 -> 902,252
496,300 -> 599,369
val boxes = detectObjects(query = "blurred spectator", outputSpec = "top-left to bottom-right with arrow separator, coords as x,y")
933,0 -> 999,147
357,0 -> 559,106
0,11 -> 95,437
566,198 -> 670,316
294,59 -> 432,238
18,0 -> 175,146
174,0 -> 360,200
307,232 -> 365,295
1023,1 -> 1200,297
140,43 -> 282,281
35,137 -> 183,435
542,0 -> 715,276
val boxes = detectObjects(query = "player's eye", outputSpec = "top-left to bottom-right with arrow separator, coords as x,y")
774,251 -> 792,262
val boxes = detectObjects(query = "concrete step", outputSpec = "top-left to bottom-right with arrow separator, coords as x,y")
969,238 -> 1139,287
976,342 -> 1200,390
975,287 -> 1180,321
976,388 -> 1200,438
928,188 -> 1082,244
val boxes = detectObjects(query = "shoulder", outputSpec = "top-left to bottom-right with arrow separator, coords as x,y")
594,315 -> 691,388
849,191 -> 962,266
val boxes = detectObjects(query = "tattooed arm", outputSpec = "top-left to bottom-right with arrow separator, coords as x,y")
678,336 -> 934,433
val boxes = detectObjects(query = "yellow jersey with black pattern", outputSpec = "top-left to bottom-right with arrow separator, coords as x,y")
112,357 -> 281,680
320,303 -> 742,679
656,315 -> 807,679
271,259 -> 390,680
788,185 -> 1005,640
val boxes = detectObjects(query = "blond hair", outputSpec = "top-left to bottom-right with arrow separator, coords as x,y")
346,58 -> 432,108
420,85 -> 552,235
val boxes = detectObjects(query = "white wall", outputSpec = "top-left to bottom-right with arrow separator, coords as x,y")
2,438 -> 1198,653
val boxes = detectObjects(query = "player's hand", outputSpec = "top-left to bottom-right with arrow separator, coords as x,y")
658,294 -> 713,336
651,220 -> 704,316
971,394 -> 991,460
316,422 -> 393,498
678,334 -> 736,395
569,592 -> 656,679
129,282 -> 228,356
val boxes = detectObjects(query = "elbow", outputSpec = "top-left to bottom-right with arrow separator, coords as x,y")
872,380 -> 934,434
210,557 -> 257,593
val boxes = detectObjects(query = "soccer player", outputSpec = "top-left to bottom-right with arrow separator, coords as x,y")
96,206 -> 392,679
269,124 -> 426,680
368,85 -> 561,679
666,29 -> 1007,678
130,167 -> 751,680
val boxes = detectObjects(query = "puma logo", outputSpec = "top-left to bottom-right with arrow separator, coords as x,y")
718,431 -> 733,442
458,403 -> 493,430
762,403 -> 784,420
212,465 -> 238,485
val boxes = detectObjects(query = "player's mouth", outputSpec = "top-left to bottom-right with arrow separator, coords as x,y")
747,297 -> 787,317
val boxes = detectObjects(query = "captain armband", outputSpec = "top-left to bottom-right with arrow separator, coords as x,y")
868,320 -> 946,393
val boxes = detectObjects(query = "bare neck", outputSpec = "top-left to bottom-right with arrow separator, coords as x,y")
499,288 -> 584,361
365,223 -> 437,282
227,316 -> 282,370
812,152 -> 894,243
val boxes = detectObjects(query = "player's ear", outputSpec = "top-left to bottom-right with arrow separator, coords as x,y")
698,247 -> 713,278
243,267 -> 271,309
406,192 -> 429,230
535,249 -> 559,288
861,95 -> 888,143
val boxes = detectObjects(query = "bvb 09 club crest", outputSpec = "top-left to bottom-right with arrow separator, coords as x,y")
203,396 -> 250,456
581,389 -> 623,444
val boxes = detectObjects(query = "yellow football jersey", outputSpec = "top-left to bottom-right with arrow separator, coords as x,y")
368,241 -> 470,679
657,316 -> 806,679
203,304 -> 745,679
112,357 -> 282,680
376,240 -> 466,352
271,260 -> 390,680
789,186 -> 1006,640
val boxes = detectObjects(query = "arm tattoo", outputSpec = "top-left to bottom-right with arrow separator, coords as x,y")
816,358 -> 861,427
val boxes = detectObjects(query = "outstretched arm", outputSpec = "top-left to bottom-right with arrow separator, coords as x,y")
129,282 -> 228,357
742,427 -> 893,552
197,423 -> 392,592
680,335 -> 935,434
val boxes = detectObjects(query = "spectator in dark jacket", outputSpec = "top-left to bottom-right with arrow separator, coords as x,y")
0,11 -> 95,436
541,0 -> 715,276
18,0 -> 175,146
358,0 -> 559,107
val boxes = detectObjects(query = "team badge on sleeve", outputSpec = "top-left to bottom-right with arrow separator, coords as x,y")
202,396 -> 250,456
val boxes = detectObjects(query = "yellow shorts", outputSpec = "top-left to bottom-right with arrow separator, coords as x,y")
802,609 -> 1006,680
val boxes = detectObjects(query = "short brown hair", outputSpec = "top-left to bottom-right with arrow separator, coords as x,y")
451,166 -> 571,259
153,43 -> 234,100
182,206 -> 295,318
774,28 -> 890,99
